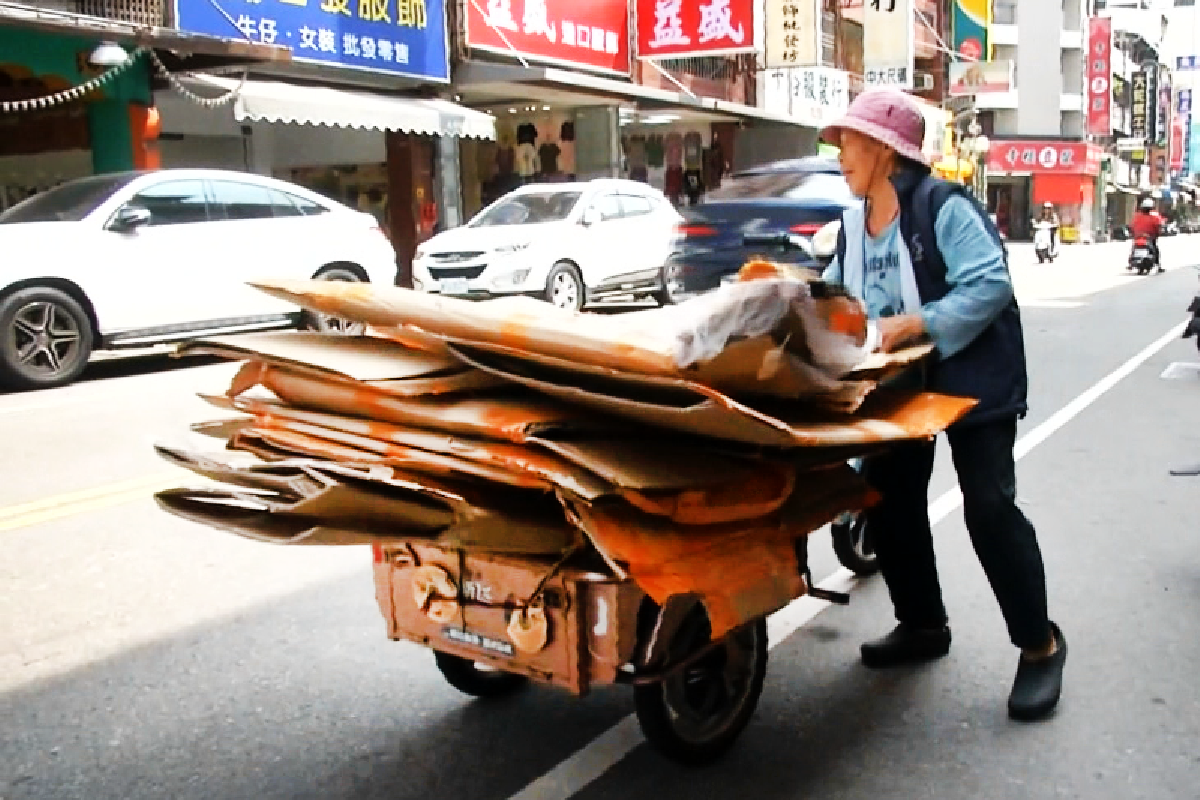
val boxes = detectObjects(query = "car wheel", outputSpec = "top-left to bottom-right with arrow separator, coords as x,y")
545,262 -> 584,311
304,266 -> 367,335
0,287 -> 94,391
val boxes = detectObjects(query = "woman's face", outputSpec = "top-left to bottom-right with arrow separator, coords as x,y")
837,129 -> 889,199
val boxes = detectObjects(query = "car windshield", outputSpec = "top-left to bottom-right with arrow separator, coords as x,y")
706,172 -> 854,205
471,191 -> 582,226
0,173 -> 142,224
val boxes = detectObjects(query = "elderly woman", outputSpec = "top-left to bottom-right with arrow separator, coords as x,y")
819,88 -> 1067,722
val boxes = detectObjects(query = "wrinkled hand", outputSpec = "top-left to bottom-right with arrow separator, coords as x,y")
877,314 -> 926,353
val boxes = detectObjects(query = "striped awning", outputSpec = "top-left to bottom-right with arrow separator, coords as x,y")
188,75 -> 495,139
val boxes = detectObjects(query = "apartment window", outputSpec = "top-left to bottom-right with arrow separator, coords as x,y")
993,0 -> 1016,23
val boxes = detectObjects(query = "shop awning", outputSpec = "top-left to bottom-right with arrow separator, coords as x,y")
454,61 -> 815,128
0,0 -> 289,71
190,76 -> 495,139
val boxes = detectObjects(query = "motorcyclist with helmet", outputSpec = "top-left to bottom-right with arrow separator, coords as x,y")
1131,197 -> 1165,273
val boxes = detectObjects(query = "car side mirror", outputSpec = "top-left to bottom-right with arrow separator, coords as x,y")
111,205 -> 151,233
580,208 -> 599,227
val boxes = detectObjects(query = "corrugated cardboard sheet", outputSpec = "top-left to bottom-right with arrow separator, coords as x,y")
159,273 -> 976,639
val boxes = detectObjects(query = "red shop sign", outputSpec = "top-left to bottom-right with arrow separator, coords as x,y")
1086,17 -> 1112,136
988,141 -> 1103,176
636,0 -> 756,59
465,0 -> 630,74
1170,118 -> 1186,171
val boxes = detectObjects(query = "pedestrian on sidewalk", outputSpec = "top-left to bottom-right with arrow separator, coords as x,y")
819,87 -> 1067,722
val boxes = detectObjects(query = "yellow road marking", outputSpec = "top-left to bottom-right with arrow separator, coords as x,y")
0,472 -> 182,532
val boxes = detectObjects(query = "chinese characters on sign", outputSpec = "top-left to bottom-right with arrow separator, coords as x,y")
1178,89 -> 1193,176
763,66 -> 850,127
986,141 -> 1103,176
764,0 -> 816,69
1131,70 -> 1148,141
863,0 -> 914,89
176,0 -> 448,79
465,0 -> 629,73
636,0 -> 754,59
1086,17 -> 1111,136
1144,63 -> 1159,145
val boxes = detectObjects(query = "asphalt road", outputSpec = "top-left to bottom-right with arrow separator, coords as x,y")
2,237 -> 1200,800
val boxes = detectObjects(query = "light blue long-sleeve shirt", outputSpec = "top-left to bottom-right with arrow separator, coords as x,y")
822,195 -> 1013,359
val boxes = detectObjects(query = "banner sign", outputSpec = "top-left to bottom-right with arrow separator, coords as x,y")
763,66 -> 851,127
764,0 -> 818,68
950,0 -> 989,61
637,0 -> 756,59
1131,69 -> 1149,141
465,0 -> 630,74
1145,63 -> 1159,145
1157,69 -> 1171,148
948,60 -> 1012,96
1179,89 -> 1194,176
864,0 -> 914,89
987,140 -> 1103,176
175,0 -> 450,81
1171,118 -> 1186,172
1086,17 -> 1112,136
1190,125 -> 1200,176
1177,55 -> 1199,71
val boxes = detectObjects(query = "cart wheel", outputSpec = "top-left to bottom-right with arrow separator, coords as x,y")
831,513 -> 878,576
434,651 -> 528,698
634,612 -> 768,765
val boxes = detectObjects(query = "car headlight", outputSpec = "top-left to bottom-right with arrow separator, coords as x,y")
495,242 -> 531,254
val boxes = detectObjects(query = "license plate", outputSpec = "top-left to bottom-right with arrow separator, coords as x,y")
443,626 -> 514,657
440,278 -> 469,295
1133,249 -> 1150,258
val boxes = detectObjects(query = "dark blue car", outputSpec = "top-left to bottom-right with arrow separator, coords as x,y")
659,156 -> 856,303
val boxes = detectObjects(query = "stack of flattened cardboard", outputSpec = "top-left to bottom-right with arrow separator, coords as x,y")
157,272 -> 975,636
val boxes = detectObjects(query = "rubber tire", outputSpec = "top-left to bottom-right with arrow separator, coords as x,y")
634,617 -> 768,766
0,286 -> 94,391
544,262 -> 585,311
434,651 -> 528,699
831,513 -> 879,576
302,266 -> 366,335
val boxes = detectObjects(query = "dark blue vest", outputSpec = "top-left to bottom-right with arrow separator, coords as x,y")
837,168 -> 1029,427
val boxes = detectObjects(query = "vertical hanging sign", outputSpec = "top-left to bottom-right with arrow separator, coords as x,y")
951,0 -> 990,62
863,0 -> 914,90
1144,63 -> 1159,146
1086,17 -> 1112,136
764,0 -> 818,68
1130,69 -> 1149,141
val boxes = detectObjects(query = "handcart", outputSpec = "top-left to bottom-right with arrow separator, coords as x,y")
156,271 -> 973,765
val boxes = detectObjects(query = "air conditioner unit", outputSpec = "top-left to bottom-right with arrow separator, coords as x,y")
914,73 -> 935,91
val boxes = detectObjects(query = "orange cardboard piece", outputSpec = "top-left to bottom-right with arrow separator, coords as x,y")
226,364 -> 622,443
180,331 -> 503,397
569,464 -> 877,638
221,396 -> 612,500
155,449 -> 579,555
446,341 -> 977,449
618,461 -> 796,526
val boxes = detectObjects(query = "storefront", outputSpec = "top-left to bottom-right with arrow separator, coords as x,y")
0,9 -> 285,209
986,140 -> 1103,243
453,0 -> 800,218
167,0 -> 494,284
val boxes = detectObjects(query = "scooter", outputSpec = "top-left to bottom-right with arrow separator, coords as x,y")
1128,236 -> 1156,275
1032,221 -> 1057,263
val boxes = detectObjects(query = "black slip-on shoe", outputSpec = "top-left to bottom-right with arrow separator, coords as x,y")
1008,622 -> 1067,722
860,623 -> 952,669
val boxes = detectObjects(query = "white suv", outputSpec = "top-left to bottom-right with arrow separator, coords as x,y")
0,169 -> 397,390
412,179 -> 682,310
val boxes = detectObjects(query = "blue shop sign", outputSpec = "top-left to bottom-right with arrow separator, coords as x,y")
176,0 -> 449,81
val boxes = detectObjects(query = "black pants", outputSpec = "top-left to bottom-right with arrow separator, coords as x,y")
863,418 -> 1051,651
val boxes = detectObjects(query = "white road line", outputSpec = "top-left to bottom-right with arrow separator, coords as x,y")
506,320 -> 1189,800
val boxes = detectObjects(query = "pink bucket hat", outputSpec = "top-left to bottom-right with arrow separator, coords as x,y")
821,88 -> 929,166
